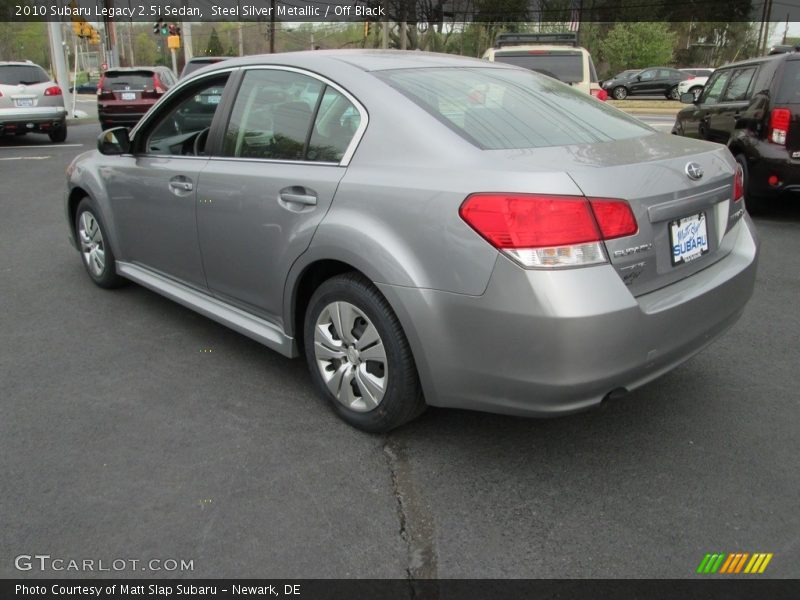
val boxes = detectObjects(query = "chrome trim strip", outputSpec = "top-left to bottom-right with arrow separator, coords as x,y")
116,261 -> 296,358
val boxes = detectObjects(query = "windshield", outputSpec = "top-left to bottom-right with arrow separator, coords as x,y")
776,60 -> 800,104
376,67 -> 653,150
492,51 -> 584,84
0,65 -> 49,85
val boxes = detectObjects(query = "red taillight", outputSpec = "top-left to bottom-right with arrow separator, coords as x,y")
153,74 -> 165,94
591,88 -> 608,101
589,198 -> 638,239
768,107 -> 791,145
459,194 -> 637,268
44,86 -> 62,96
733,164 -> 744,202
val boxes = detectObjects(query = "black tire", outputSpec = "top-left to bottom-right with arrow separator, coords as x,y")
74,198 -> 125,289
667,85 -> 680,100
735,154 -> 766,214
303,273 -> 426,433
48,125 -> 67,143
612,86 -> 627,100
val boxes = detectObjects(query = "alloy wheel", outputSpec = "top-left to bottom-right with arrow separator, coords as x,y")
313,301 -> 388,413
78,211 -> 106,277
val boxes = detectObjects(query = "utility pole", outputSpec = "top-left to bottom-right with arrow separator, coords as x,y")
269,0 -> 276,53
182,22 -> 193,61
47,22 -> 74,117
238,22 -> 244,56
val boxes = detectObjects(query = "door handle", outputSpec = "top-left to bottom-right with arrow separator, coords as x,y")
169,176 -> 193,193
279,187 -> 317,206
169,180 -> 193,192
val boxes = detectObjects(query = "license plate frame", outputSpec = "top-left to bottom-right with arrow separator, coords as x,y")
669,212 -> 709,266
15,98 -> 34,108
120,92 -> 136,101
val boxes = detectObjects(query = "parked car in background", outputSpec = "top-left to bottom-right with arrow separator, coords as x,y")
603,67 -> 690,100
0,61 -> 67,142
180,56 -> 228,79
65,51 -> 757,432
673,51 -> 800,211
483,32 -> 607,100
70,81 -> 99,94
601,69 -> 639,87
678,68 -> 715,102
97,66 -> 176,130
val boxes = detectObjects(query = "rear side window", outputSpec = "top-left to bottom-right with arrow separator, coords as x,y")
776,60 -> 800,104
721,67 -> 756,102
103,71 -> 155,91
0,64 -> 49,85
376,67 -> 652,150
492,51 -> 584,84
307,87 -> 362,162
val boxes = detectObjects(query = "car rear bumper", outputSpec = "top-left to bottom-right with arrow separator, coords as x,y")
378,216 -> 758,417
98,110 -> 147,127
747,147 -> 800,197
0,106 -> 66,132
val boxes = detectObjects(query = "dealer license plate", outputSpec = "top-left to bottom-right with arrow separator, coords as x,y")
670,212 -> 709,266
15,98 -> 33,107
121,92 -> 136,101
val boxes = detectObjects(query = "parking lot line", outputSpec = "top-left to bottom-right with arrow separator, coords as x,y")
0,144 -> 83,150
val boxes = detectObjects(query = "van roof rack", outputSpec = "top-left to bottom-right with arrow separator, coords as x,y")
495,32 -> 578,48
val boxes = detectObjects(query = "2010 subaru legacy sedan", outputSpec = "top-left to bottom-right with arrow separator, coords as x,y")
64,51 -> 759,432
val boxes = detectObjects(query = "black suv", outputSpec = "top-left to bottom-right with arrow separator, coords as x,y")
672,51 -> 800,211
602,67 -> 689,100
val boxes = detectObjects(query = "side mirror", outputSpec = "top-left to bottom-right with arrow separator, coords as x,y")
97,127 -> 131,155
680,92 -> 697,105
636,75 -> 642,81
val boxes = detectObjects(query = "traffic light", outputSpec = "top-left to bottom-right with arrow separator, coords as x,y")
153,19 -> 162,35
89,29 -> 101,46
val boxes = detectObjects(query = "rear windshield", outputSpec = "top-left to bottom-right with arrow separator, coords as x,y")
776,60 -> 800,104
0,65 -> 49,85
102,70 -> 155,91
492,51 -> 584,83
376,67 -> 652,150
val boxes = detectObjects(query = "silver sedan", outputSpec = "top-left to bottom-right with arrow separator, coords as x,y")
64,51 -> 758,432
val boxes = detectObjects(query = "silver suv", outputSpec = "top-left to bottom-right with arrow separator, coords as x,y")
0,61 -> 67,142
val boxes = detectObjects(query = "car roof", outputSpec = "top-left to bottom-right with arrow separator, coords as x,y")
0,61 -> 45,67
492,45 -> 587,53
196,50 -> 499,74
105,66 -> 165,72
717,51 -> 800,71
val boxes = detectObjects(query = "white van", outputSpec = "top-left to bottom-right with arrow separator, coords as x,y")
482,32 -> 607,100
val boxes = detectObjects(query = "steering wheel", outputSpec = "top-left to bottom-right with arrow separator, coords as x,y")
193,127 -> 210,156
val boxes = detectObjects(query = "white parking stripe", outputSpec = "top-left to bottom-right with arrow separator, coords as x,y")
0,156 -> 51,160
0,143 -> 84,150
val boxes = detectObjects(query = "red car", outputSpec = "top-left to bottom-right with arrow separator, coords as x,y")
97,67 -> 176,130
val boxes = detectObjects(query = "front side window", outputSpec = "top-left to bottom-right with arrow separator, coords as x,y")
700,71 -> 732,106
376,67 -> 652,150
145,75 -> 229,155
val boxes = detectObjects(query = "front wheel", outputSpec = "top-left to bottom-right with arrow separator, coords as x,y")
667,86 -> 680,100
304,273 -> 425,433
612,86 -> 627,100
75,198 -> 125,288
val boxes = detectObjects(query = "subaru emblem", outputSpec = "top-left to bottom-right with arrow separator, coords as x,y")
685,162 -> 703,180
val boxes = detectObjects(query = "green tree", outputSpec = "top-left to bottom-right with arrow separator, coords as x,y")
600,22 -> 676,74
134,30 -> 159,66
205,28 -> 224,56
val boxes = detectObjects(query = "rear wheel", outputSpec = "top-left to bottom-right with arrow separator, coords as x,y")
612,86 -> 627,100
304,273 -> 425,433
48,125 -> 67,143
667,85 -> 680,100
735,154 -> 766,214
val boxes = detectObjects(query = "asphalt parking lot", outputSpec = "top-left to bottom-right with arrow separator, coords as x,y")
1,122 -> 798,579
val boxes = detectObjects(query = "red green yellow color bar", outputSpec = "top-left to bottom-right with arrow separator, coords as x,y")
697,552 -> 773,574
